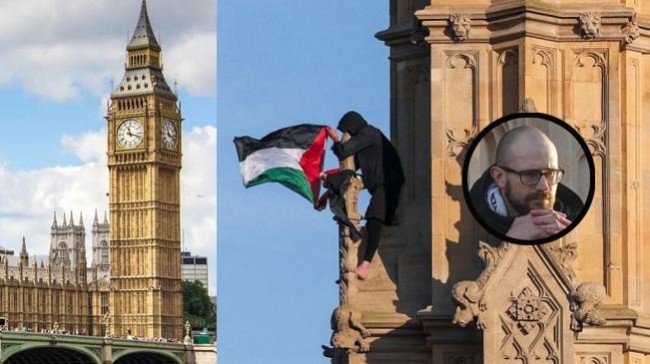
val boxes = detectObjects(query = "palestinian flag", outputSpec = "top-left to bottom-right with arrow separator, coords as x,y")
234,124 -> 328,204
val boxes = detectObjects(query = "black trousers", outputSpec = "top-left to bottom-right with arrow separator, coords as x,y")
363,184 -> 401,262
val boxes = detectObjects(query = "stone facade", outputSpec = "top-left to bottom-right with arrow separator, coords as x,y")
107,0 -> 183,339
0,211 -> 110,336
0,0 -> 183,341
49,211 -> 86,269
325,0 -> 650,363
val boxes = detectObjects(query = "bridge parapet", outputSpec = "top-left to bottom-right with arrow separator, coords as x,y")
0,331 -> 204,363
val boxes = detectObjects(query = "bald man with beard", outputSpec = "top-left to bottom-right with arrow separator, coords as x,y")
469,126 -> 584,241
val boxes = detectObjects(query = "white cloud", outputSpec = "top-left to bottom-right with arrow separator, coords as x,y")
166,32 -> 217,96
61,128 -> 107,163
0,125 -> 217,296
0,0 -> 216,100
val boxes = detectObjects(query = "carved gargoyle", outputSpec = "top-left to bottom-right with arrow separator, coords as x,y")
452,241 -> 510,329
622,15 -> 640,46
579,12 -> 601,39
329,303 -> 370,353
449,14 -> 471,42
570,282 -> 607,332
451,280 -> 485,329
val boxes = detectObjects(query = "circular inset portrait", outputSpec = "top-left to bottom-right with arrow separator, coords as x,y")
462,112 -> 595,245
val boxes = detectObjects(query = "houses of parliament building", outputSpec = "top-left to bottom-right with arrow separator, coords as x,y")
0,0 -> 184,339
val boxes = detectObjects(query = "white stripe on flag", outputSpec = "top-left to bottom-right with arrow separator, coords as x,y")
240,147 -> 305,184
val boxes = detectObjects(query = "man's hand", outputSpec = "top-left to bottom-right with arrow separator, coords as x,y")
506,209 -> 571,240
326,127 -> 340,142
314,192 -> 329,211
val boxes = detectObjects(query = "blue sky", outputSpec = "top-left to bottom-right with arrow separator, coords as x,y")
218,1 -> 390,362
0,0 -> 216,296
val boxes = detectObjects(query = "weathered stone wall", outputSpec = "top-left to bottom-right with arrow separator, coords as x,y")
342,1 -> 650,363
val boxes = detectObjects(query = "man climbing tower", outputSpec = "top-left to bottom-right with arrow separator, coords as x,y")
326,111 -> 404,280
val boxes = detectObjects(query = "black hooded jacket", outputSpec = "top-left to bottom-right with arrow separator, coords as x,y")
469,169 -> 585,235
331,112 -> 404,192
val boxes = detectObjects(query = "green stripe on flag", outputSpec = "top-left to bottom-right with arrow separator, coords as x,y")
246,167 -> 314,203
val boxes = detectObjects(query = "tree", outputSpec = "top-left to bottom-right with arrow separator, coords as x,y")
182,280 -> 216,331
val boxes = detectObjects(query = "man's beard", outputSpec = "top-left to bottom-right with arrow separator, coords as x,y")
505,183 -> 555,216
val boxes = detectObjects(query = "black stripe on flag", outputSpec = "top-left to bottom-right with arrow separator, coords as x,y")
233,124 -> 325,162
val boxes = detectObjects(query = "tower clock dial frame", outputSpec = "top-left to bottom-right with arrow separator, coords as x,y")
117,119 -> 144,149
162,119 -> 178,150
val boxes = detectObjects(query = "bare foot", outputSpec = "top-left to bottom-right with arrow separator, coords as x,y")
356,260 -> 371,280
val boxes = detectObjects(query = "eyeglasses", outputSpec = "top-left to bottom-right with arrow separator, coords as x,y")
497,165 -> 564,186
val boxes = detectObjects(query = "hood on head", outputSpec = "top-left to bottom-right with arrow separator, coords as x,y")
337,111 -> 368,135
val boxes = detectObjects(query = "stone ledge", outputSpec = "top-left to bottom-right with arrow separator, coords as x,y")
414,2 -> 650,52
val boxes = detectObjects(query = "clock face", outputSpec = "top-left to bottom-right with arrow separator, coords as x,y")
117,119 -> 144,149
162,120 -> 178,150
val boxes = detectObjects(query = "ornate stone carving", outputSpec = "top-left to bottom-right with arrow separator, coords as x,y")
532,47 -> 554,68
546,241 -> 578,280
507,287 -> 549,334
579,12 -> 601,39
574,121 -> 607,158
324,303 -> 370,361
622,15 -> 640,46
445,53 -> 477,70
499,273 -> 561,363
497,49 -> 517,66
452,241 -> 511,329
446,127 -> 477,163
570,282 -> 607,332
576,354 -> 609,364
575,50 -> 607,70
448,14 -> 471,42
452,279 -> 485,329
324,145 -> 368,363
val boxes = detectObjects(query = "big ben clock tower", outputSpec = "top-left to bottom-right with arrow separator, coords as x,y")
107,0 -> 182,338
